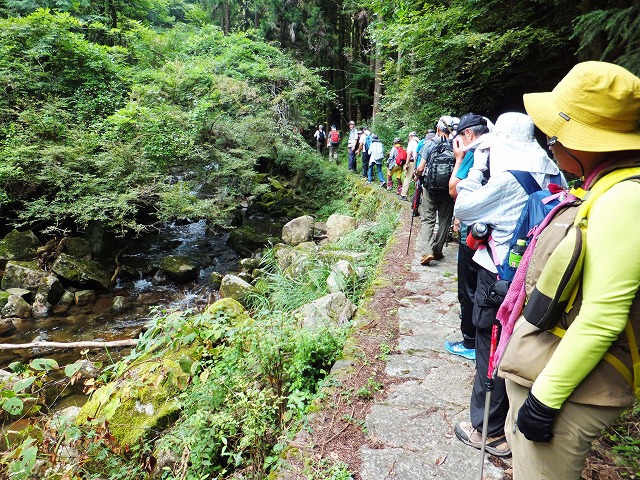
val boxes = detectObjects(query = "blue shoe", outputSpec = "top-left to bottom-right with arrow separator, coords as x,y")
444,341 -> 476,361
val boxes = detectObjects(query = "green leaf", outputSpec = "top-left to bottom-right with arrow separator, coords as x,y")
2,396 -> 24,415
8,362 -> 26,374
12,377 -> 36,393
29,358 -> 59,371
64,362 -> 84,378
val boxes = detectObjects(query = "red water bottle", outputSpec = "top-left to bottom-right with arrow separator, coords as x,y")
466,222 -> 489,250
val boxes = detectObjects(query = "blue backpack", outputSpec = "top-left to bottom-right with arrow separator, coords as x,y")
364,134 -> 373,151
496,170 -> 563,281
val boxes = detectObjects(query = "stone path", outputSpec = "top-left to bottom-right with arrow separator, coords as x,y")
359,231 -> 508,480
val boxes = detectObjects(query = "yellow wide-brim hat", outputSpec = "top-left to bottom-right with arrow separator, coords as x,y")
523,61 -> 640,152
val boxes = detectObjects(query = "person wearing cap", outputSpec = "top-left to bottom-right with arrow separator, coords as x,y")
399,131 -> 419,200
386,137 -> 404,193
313,124 -> 326,155
414,129 -> 437,173
496,62 -> 640,479
327,124 -> 341,163
357,127 -> 371,179
414,119 -> 455,266
347,120 -> 359,173
443,113 -> 492,362
367,134 -> 386,186
452,112 -> 565,458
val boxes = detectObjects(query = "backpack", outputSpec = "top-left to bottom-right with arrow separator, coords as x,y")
364,134 -> 373,151
395,146 -> 407,166
424,138 -> 454,194
494,170 -> 563,282
317,130 -> 326,142
330,130 -> 340,143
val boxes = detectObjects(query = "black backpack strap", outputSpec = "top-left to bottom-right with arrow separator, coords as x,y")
508,170 -> 541,195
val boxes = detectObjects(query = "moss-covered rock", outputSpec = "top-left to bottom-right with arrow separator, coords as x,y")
76,346 -> 192,446
0,230 -> 41,268
0,291 -> 10,309
64,237 -> 93,258
219,274 -> 255,304
159,255 -> 198,282
51,253 -> 112,290
77,298 -> 251,446
225,226 -> 274,257
1,261 -> 47,293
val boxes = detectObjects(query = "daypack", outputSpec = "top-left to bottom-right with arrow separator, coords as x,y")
317,130 -> 326,142
330,130 -> 340,143
364,134 -> 373,151
519,166 -> 640,398
494,170 -> 563,282
424,138 -> 454,194
395,146 -> 407,166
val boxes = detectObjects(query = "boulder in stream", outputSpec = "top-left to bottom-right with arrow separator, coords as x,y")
0,230 -> 41,268
2,294 -> 33,318
1,261 -> 47,293
159,255 -> 198,282
51,253 -> 112,290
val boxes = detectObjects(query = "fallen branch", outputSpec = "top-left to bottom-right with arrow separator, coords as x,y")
0,339 -> 139,350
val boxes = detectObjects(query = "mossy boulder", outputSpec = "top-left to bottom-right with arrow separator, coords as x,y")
219,274 -> 255,304
1,261 -> 47,293
159,255 -> 199,282
76,347 -> 191,446
0,291 -> 10,309
63,237 -> 93,258
51,253 -> 112,290
225,226 -> 274,257
0,230 -> 41,268
77,298 -> 251,446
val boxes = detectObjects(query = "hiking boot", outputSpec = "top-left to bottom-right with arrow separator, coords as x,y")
420,254 -> 434,265
380,181 -> 386,188
454,422 -> 511,457
400,195 -> 408,201
444,341 -> 476,361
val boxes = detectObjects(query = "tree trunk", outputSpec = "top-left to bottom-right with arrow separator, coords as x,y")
373,48 -> 382,121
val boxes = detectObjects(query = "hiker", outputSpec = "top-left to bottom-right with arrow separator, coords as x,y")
414,118 -> 455,266
386,137 -> 405,194
314,125 -> 326,155
414,129 -> 437,175
399,131 -> 419,201
327,124 -> 340,163
358,127 -> 371,179
452,112 -> 564,459
347,120 -> 359,173
444,113 -> 491,361
497,61 -> 640,480
367,134 -> 385,186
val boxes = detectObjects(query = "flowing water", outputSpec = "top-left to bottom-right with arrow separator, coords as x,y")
0,214 -> 284,370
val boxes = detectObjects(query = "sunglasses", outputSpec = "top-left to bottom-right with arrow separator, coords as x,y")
547,136 -> 558,148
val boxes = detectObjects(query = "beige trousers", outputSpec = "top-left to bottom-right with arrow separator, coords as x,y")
400,161 -> 415,197
505,379 -> 624,480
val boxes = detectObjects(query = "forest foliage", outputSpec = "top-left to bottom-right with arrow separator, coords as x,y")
1,0 -> 639,240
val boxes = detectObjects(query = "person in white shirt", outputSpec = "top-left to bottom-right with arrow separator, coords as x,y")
400,131 -> 419,200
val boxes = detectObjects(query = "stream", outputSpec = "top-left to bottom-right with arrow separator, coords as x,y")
0,213 -> 284,370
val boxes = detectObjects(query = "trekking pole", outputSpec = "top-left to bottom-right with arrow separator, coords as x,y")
479,320 -> 500,480
406,177 -> 422,255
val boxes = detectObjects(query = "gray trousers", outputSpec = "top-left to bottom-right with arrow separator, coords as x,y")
417,187 -> 454,258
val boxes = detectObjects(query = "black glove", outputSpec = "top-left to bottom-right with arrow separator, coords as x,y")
517,391 -> 558,442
